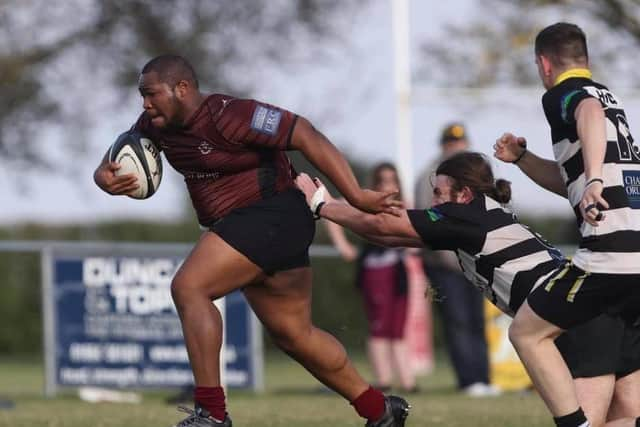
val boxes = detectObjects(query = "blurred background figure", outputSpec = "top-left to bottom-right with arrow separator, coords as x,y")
483,302 -> 532,393
403,249 -> 435,377
326,162 -> 429,393
414,123 -> 498,397
0,397 -> 14,409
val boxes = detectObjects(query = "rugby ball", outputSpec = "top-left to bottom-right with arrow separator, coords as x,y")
109,130 -> 162,199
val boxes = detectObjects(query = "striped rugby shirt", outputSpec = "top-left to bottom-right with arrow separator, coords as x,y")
407,196 -> 566,316
542,69 -> 640,273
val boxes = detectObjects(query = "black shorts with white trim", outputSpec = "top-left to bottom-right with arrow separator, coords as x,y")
527,262 -> 640,330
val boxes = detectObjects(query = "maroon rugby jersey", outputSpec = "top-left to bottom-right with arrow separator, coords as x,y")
133,95 -> 298,225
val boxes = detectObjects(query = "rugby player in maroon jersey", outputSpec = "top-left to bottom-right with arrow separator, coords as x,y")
94,55 -> 409,427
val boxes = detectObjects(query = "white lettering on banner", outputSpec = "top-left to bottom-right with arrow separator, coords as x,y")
69,343 -> 143,363
104,344 -> 143,363
83,257 -> 180,288
83,313 -> 185,340
148,346 -> 236,364
60,367 -> 90,384
224,346 -> 238,363
60,367 -> 194,387
110,283 -> 175,315
110,285 -> 129,313
149,345 -> 189,363
93,368 -> 139,387
141,368 -> 194,385
225,369 -> 248,385
84,291 -> 111,314
69,343 -> 103,362
83,258 -> 110,288
82,257 -> 182,315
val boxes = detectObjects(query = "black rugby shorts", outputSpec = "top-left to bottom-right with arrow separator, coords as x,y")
527,263 -> 640,330
555,314 -> 640,378
210,188 -> 315,274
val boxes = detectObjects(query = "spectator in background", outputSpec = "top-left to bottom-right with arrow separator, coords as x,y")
414,123 -> 498,397
0,397 -> 14,410
326,163 -> 418,393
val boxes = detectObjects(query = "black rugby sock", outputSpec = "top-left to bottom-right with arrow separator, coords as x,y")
553,408 -> 589,427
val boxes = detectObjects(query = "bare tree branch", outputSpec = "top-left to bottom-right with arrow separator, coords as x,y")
0,0 -> 366,169
417,0 -> 640,88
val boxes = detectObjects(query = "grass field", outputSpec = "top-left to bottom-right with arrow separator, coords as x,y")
0,351 -> 552,427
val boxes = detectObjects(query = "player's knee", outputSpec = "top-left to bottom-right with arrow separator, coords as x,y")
508,318 -> 528,349
170,272 -> 211,300
270,324 -> 311,354
170,274 -> 194,309
611,385 -> 639,417
271,335 -> 297,354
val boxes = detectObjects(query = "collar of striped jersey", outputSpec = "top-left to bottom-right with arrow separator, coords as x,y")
554,68 -> 592,86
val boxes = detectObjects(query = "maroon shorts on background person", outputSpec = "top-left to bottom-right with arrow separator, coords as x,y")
361,266 -> 408,339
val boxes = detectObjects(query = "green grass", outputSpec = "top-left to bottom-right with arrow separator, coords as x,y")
0,351 -> 551,427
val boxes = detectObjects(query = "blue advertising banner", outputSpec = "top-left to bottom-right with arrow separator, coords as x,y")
48,254 -> 262,391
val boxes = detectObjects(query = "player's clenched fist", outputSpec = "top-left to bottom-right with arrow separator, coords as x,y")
494,132 -> 527,164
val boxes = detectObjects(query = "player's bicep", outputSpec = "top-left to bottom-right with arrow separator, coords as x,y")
288,116 -> 325,152
574,97 -> 604,124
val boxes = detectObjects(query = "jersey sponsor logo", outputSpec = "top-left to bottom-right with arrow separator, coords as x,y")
425,208 -> 443,222
251,105 -> 282,136
560,90 -> 582,123
199,141 -> 213,155
183,170 -> 221,181
623,170 -> 640,208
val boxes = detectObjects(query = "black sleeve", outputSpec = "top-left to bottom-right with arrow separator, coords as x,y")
407,208 -> 482,253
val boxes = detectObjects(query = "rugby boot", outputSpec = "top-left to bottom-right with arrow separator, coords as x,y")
173,404 -> 232,427
365,395 -> 410,427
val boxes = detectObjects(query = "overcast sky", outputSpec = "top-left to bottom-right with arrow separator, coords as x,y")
2,0 -> 638,225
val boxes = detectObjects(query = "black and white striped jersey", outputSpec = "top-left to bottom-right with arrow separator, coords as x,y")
407,196 -> 566,316
542,73 -> 640,273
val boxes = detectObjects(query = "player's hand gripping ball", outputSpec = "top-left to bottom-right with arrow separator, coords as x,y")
109,130 -> 162,199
